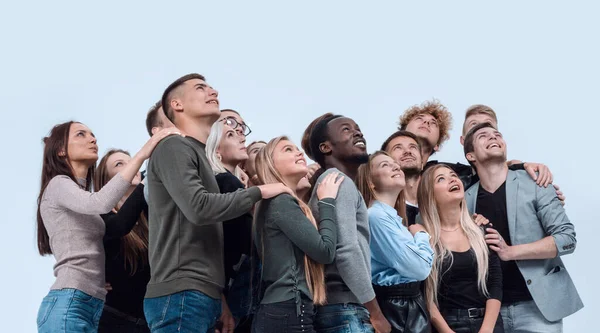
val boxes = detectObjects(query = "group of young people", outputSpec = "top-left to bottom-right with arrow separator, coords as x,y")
36,73 -> 582,333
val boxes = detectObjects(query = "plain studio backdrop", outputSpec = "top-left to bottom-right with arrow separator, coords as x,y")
0,1 -> 597,331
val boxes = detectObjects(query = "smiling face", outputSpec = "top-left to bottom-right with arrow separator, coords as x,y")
272,139 -> 308,184
386,135 -> 423,175
217,125 -> 248,166
66,123 -> 98,167
325,117 -> 368,165
370,154 -> 406,194
432,166 -> 464,206
466,127 -> 507,166
105,152 -> 141,186
172,78 -> 220,122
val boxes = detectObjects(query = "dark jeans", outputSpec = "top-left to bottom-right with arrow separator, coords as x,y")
314,303 -> 375,333
143,290 -> 221,333
439,308 -> 504,333
252,297 -> 315,333
228,256 -> 260,332
98,305 -> 150,333
374,282 -> 430,333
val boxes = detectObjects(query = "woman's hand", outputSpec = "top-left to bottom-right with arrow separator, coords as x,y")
316,172 -> 344,200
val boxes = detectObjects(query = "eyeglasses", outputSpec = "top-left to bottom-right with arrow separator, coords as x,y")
220,117 -> 252,136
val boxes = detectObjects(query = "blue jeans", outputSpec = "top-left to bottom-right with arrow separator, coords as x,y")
37,288 -> 105,333
501,301 -> 563,333
143,290 -> 221,333
314,303 -> 375,333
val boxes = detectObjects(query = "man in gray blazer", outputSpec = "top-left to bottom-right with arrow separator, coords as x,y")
463,122 -> 582,333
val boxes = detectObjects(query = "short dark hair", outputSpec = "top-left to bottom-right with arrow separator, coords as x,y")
161,73 -> 206,123
302,113 -> 334,161
145,101 -> 162,137
220,108 -> 239,115
463,121 -> 496,165
308,114 -> 342,168
380,130 -> 422,156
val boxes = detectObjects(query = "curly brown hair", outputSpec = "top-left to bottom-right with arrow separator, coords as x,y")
398,99 -> 453,151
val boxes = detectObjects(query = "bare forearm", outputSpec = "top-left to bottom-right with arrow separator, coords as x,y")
509,236 -> 557,260
480,299 -> 501,332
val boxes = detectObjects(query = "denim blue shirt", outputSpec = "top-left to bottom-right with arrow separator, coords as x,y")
369,200 -> 434,286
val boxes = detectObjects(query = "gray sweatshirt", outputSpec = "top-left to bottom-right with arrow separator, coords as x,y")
308,168 -> 375,304
145,136 -> 261,300
40,174 -> 130,300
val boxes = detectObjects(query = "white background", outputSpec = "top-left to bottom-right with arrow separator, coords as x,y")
0,1 -> 597,331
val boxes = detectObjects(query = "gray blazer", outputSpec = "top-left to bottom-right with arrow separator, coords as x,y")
465,169 -> 583,321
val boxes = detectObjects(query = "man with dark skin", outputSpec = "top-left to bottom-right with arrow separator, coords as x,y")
307,114 -> 391,333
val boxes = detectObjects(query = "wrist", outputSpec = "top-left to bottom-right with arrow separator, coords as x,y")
505,245 -> 516,260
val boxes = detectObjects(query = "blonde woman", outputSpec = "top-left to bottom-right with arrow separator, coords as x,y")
252,136 -> 343,333
357,151 -> 434,333
417,164 -> 503,333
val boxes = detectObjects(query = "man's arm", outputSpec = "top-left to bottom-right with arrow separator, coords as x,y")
154,137 -> 261,225
486,181 -> 575,260
326,177 -> 375,303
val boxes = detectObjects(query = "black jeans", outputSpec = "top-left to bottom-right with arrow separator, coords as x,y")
253,297 -> 315,333
98,305 -> 150,333
373,282 -> 430,333
439,308 -> 504,333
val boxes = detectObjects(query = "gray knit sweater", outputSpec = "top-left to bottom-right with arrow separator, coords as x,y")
308,168 -> 375,304
40,174 -> 130,300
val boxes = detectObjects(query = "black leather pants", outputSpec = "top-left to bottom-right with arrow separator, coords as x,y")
373,282 -> 431,333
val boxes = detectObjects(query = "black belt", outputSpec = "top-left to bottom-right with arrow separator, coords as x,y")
373,281 -> 422,298
442,307 -> 486,319
103,305 -> 147,325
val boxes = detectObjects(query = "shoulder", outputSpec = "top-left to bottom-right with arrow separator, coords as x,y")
154,135 -> 197,156
268,193 -> 299,207
46,175 -> 76,192
318,168 -> 357,192
43,175 -> 77,202
215,172 -> 243,190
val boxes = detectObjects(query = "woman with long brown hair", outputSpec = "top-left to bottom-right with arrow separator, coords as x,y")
251,136 -> 343,333
417,164 -> 503,333
36,121 -> 178,332
95,149 -> 151,333
357,151 -> 434,333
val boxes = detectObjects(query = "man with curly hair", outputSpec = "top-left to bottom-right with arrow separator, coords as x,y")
399,99 -> 453,162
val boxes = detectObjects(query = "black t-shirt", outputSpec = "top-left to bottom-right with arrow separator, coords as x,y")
405,203 -> 419,226
216,171 -> 253,292
475,182 -> 532,304
102,184 -> 150,318
438,248 -> 503,310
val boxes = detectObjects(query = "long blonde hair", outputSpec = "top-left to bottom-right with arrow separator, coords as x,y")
417,164 -> 489,307
254,136 -> 327,304
95,149 -> 148,275
356,151 -> 407,223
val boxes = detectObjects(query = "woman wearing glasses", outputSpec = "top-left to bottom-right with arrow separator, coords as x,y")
206,120 -> 255,332
219,109 -> 252,136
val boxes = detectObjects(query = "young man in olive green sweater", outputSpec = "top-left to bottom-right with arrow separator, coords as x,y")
144,73 -> 290,333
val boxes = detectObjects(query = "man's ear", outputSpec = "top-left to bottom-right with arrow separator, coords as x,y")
319,142 -> 332,155
466,152 -> 476,163
460,136 -> 465,146
432,144 -> 440,152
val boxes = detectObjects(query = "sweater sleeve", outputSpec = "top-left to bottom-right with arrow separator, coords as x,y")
327,176 -> 376,304
102,184 -> 147,240
270,194 -> 338,264
152,137 -> 262,225
45,174 -> 130,215
487,251 -> 503,301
